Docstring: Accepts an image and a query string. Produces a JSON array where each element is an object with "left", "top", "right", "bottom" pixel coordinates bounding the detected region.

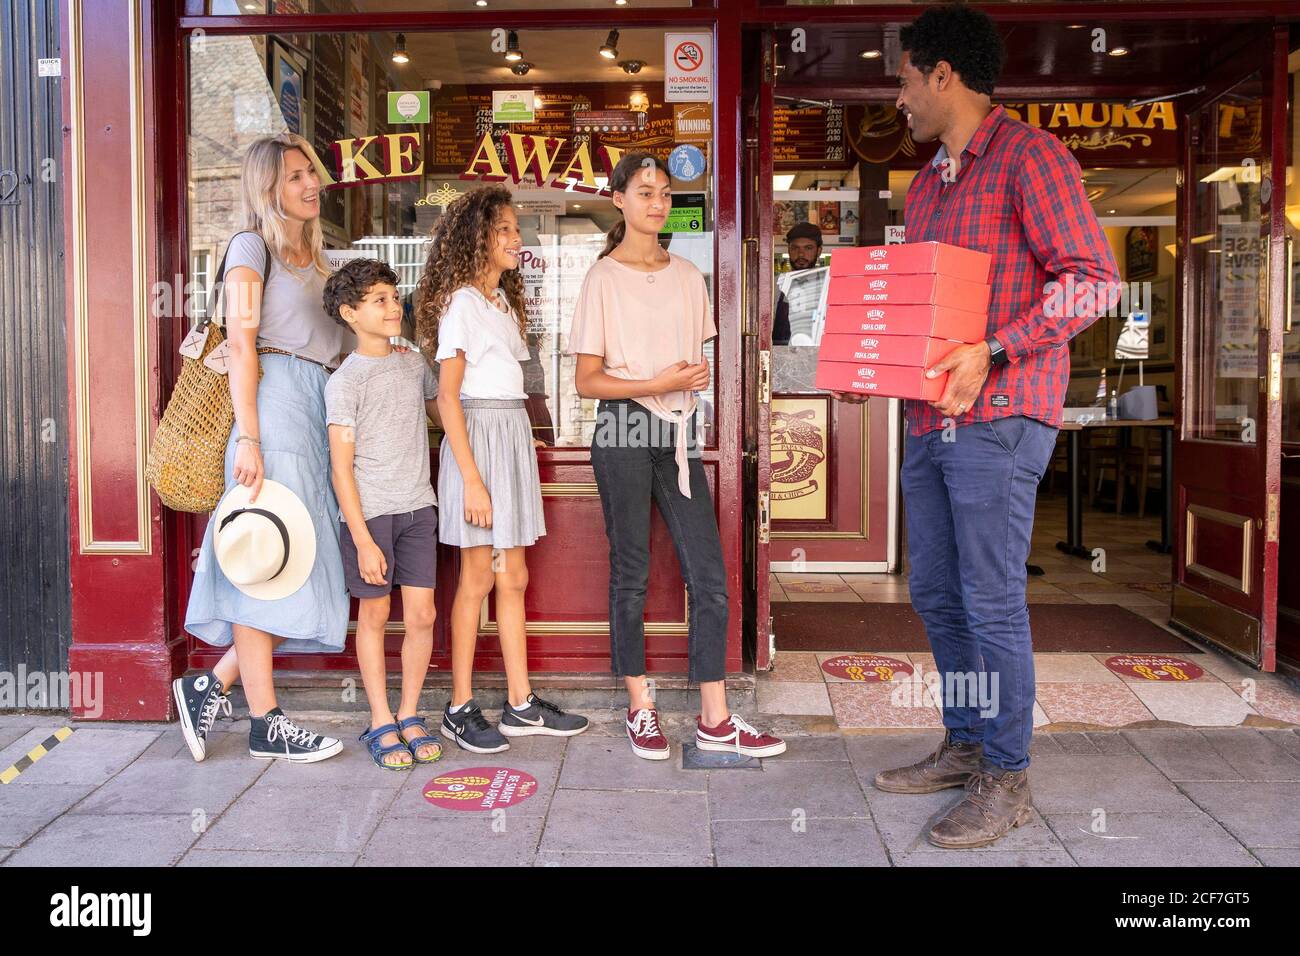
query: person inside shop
[
  {"left": 772, "top": 221, "right": 824, "bottom": 345},
  {"left": 831, "top": 5, "right": 1119, "bottom": 847},
  {"left": 175, "top": 132, "right": 353, "bottom": 764},
  {"left": 569, "top": 152, "right": 786, "bottom": 762}
]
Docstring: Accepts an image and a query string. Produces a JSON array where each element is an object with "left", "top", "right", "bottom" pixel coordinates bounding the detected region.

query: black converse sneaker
[
  {"left": 248, "top": 708, "right": 343, "bottom": 763},
  {"left": 172, "top": 671, "right": 232, "bottom": 763},
  {"left": 499, "top": 693, "right": 590, "bottom": 738},
  {"left": 440, "top": 699, "right": 509, "bottom": 754}
]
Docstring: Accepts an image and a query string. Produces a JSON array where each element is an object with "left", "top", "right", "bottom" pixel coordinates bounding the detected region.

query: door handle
[{"left": 1286, "top": 235, "right": 1293, "bottom": 334}]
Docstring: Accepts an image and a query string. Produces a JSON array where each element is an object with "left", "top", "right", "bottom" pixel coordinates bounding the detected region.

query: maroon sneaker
[
  {"left": 696, "top": 713, "right": 787, "bottom": 758},
  {"left": 626, "top": 707, "right": 670, "bottom": 760}
]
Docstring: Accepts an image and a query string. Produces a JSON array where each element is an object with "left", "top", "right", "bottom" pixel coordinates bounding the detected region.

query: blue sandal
[
  {"left": 359, "top": 723, "right": 413, "bottom": 771},
  {"left": 397, "top": 716, "right": 444, "bottom": 764}
]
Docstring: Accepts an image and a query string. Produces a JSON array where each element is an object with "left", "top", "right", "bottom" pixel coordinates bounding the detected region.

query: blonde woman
[{"left": 175, "top": 133, "right": 349, "bottom": 763}]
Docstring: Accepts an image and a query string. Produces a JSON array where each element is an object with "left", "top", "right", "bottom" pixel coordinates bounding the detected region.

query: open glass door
[{"left": 1171, "top": 49, "right": 1285, "bottom": 670}]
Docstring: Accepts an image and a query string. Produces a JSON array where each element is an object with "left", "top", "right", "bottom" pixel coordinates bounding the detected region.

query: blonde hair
[{"left": 238, "top": 133, "right": 332, "bottom": 279}]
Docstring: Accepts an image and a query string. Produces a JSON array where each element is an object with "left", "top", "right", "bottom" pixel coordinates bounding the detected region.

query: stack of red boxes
[{"left": 814, "top": 241, "right": 992, "bottom": 401}]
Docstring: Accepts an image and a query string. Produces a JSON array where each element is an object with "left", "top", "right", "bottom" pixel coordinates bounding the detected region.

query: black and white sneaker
[
  {"left": 441, "top": 699, "right": 509, "bottom": 754},
  {"left": 248, "top": 708, "right": 342, "bottom": 763},
  {"left": 172, "top": 671, "right": 232, "bottom": 762},
  {"left": 499, "top": 693, "right": 590, "bottom": 738}
]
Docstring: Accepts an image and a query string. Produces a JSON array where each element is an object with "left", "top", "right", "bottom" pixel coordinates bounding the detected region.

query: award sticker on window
[
  {"left": 388, "top": 90, "right": 430, "bottom": 125},
  {"left": 668, "top": 144, "right": 706, "bottom": 183}
]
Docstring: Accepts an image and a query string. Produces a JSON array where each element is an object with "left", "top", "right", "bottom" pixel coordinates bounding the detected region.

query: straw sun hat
[{"left": 213, "top": 479, "right": 317, "bottom": 600}]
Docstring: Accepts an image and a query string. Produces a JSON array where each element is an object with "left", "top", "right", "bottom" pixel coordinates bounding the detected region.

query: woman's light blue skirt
[{"left": 184, "top": 352, "right": 349, "bottom": 653}]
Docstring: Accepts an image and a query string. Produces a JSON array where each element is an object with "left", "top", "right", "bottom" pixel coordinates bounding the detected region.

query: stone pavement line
[
  {"left": 0, "top": 726, "right": 74, "bottom": 784},
  {"left": 0, "top": 727, "right": 164, "bottom": 860},
  {"left": 1039, "top": 730, "right": 1258, "bottom": 867}
]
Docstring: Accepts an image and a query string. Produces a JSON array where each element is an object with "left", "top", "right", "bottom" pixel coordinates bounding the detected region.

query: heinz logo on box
[
  {"left": 827, "top": 274, "right": 991, "bottom": 313},
  {"left": 829, "top": 241, "right": 992, "bottom": 284},
  {"left": 815, "top": 360, "right": 948, "bottom": 401},
  {"left": 822, "top": 304, "right": 988, "bottom": 341}
]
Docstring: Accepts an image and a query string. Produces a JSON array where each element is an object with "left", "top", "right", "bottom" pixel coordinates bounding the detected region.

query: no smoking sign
[{"left": 664, "top": 32, "right": 712, "bottom": 103}]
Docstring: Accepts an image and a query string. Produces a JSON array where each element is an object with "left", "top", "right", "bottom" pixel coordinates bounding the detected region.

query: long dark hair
[
  {"left": 413, "top": 185, "right": 528, "bottom": 355},
  {"left": 599, "top": 152, "right": 673, "bottom": 260}
]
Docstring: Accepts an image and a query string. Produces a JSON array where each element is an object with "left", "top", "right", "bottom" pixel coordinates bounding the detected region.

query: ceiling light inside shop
[
  {"left": 600, "top": 31, "right": 620, "bottom": 60},
  {"left": 505, "top": 31, "right": 523, "bottom": 62},
  {"left": 392, "top": 34, "right": 409, "bottom": 65},
  {"left": 1109, "top": 47, "right": 1130, "bottom": 57},
  {"left": 476, "top": 1, "right": 488, "bottom": 6},
  {"left": 859, "top": 50, "right": 882, "bottom": 60}
]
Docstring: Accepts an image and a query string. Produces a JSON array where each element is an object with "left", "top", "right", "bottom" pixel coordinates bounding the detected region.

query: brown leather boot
[
  {"left": 873, "top": 731, "right": 982, "bottom": 794},
  {"left": 926, "top": 766, "right": 1034, "bottom": 849}
]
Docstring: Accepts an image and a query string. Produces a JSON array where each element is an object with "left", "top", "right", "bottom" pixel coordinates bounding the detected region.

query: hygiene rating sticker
[
  {"left": 820, "top": 654, "right": 913, "bottom": 682},
  {"left": 1103, "top": 654, "right": 1205, "bottom": 682},
  {"left": 423, "top": 767, "right": 538, "bottom": 812}
]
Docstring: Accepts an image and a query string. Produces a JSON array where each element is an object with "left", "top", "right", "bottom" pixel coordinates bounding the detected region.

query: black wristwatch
[{"left": 986, "top": 336, "right": 1009, "bottom": 367}]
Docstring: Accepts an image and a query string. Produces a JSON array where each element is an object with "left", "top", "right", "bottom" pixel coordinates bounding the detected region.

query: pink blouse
[{"left": 567, "top": 253, "right": 717, "bottom": 497}]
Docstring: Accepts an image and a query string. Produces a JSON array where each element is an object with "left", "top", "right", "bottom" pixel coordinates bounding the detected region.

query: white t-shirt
[{"left": 433, "top": 287, "right": 529, "bottom": 399}]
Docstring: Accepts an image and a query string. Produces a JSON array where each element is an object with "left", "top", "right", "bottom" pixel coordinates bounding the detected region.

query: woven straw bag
[{"left": 145, "top": 234, "right": 268, "bottom": 513}]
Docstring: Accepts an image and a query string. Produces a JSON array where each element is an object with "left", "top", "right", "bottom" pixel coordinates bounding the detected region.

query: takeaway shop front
[{"left": 61, "top": 2, "right": 1300, "bottom": 720}]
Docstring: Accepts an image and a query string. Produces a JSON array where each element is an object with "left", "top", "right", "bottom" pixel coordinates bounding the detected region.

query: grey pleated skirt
[{"left": 438, "top": 398, "right": 546, "bottom": 550}]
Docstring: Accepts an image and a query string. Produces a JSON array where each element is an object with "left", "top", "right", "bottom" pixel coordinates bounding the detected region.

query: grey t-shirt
[
  {"left": 324, "top": 349, "right": 439, "bottom": 522},
  {"left": 222, "top": 231, "right": 348, "bottom": 367}
]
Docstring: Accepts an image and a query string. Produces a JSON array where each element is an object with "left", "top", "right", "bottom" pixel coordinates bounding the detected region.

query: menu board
[
  {"left": 773, "top": 103, "right": 850, "bottom": 171},
  {"left": 428, "top": 84, "right": 680, "bottom": 179},
  {"left": 311, "top": 30, "right": 347, "bottom": 233}
]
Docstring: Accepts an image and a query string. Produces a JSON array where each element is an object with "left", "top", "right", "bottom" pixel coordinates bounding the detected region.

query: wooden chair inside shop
[
  {"left": 1088, "top": 425, "right": 1164, "bottom": 516},
  {"left": 1118, "top": 425, "right": 1164, "bottom": 518}
]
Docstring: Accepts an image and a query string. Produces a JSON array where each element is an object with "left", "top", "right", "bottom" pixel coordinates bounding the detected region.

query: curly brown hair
[
  {"left": 322, "top": 258, "right": 399, "bottom": 327},
  {"left": 413, "top": 185, "right": 527, "bottom": 354}
]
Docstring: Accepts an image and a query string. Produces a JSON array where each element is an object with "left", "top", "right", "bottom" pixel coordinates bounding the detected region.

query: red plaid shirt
[{"left": 904, "top": 105, "right": 1120, "bottom": 435}]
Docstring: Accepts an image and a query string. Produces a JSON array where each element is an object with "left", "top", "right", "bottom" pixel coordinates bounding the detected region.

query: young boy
[{"left": 324, "top": 259, "right": 442, "bottom": 770}]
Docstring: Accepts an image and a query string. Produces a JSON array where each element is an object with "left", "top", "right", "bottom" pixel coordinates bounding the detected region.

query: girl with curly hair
[{"left": 414, "top": 185, "right": 588, "bottom": 753}]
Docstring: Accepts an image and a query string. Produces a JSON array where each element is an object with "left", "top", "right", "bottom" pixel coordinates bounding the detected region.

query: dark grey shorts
[{"left": 339, "top": 505, "right": 437, "bottom": 598}]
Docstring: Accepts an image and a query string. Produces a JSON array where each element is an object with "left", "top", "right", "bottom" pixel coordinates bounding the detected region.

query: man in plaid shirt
[{"left": 835, "top": 6, "right": 1120, "bottom": 848}]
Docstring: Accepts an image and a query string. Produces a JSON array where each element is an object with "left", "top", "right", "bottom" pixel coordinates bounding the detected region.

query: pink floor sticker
[
  {"left": 820, "top": 654, "right": 914, "bottom": 682},
  {"left": 423, "top": 767, "right": 539, "bottom": 812},
  {"left": 1103, "top": 654, "right": 1205, "bottom": 682}
]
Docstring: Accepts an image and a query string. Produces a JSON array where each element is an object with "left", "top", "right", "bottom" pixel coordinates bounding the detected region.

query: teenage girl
[
  {"left": 569, "top": 153, "right": 786, "bottom": 761},
  {"left": 414, "top": 185, "right": 589, "bottom": 753}
]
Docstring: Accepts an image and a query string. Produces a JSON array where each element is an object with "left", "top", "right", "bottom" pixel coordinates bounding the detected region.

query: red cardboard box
[
  {"left": 822, "top": 303, "right": 988, "bottom": 342},
  {"left": 819, "top": 333, "right": 962, "bottom": 368},
  {"left": 829, "top": 241, "right": 992, "bottom": 284},
  {"left": 827, "top": 273, "right": 991, "bottom": 312},
  {"left": 815, "top": 361, "right": 948, "bottom": 401}
]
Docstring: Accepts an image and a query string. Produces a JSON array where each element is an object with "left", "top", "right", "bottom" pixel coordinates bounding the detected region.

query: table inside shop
[{"left": 1055, "top": 417, "right": 1174, "bottom": 560}]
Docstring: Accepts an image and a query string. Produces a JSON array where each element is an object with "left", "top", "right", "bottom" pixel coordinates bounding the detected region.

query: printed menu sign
[
  {"left": 427, "top": 84, "right": 685, "bottom": 178},
  {"left": 773, "top": 103, "right": 849, "bottom": 170},
  {"left": 311, "top": 31, "right": 347, "bottom": 232}
]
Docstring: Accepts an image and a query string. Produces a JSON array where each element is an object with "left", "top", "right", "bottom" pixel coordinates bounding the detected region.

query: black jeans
[{"left": 590, "top": 399, "right": 728, "bottom": 683}]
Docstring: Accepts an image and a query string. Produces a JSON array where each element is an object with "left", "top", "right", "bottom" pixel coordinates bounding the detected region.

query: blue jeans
[{"left": 901, "top": 415, "right": 1058, "bottom": 771}]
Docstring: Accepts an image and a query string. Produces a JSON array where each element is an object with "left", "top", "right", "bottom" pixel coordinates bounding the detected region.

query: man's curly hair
[
  {"left": 322, "top": 258, "right": 400, "bottom": 327},
  {"left": 413, "top": 185, "right": 527, "bottom": 354},
  {"left": 900, "top": 4, "right": 1005, "bottom": 98}
]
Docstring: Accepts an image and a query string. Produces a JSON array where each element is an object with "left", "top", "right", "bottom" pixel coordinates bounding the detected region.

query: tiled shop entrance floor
[{"left": 768, "top": 496, "right": 1300, "bottom": 730}]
